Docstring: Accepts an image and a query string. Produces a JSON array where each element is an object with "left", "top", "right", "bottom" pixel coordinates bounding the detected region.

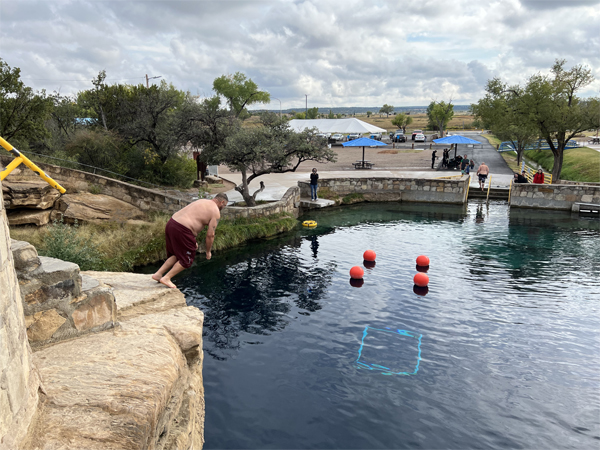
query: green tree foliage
[
  {"left": 0, "top": 59, "right": 52, "bottom": 148},
  {"left": 471, "top": 79, "right": 538, "bottom": 164},
  {"left": 379, "top": 104, "right": 394, "bottom": 117},
  {"left": 328, "top": 110, "right": 335, "bottom": 119},
  {"left": 391, "top": 113, "right": 413, "bottom": 133},
  {"left": 213, "top": 72, "right": 270, "bottom": 119},
  {"left": 293, "top": 111, "right": 306, "bottom": 119},
  {"left": 306, "top": 107, "right": 319, "bottom": 119},
  {"left": 203, "top": 112, "right": 336, "bottom": 206},
  {"left": 472, "top": 59, "right": 598, "bottom": 180},
  {"left": 427, "top": 101, "right": 454, "bottom": 135},
  {"left": 366, "top": 111, "right": 372, "bottom": 117}
]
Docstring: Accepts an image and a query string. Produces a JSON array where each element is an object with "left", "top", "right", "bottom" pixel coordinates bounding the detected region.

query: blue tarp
[
  {"left": 432, "top": 135, "right": 480, "bottom": 145},
  {"left": 342, "top": 137, "right": 387, "bottom": 147}
]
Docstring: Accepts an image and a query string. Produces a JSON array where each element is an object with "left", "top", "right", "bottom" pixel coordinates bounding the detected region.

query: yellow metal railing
[
  {"left": 0, "top": 136, "right": 66, "bottom": 193},
  {"left": 508, "top": 178, "right": 513, "bottom": 204},
  {"left": 464, "top": 174, "right": 471, "bottom": 203},
  {"left": 486, "top": 175, "right": 492, "bottom": 202}
]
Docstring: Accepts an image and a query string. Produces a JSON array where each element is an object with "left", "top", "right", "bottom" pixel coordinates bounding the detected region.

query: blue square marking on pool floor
[{"left": 355, "top": 326, "right": 422, "bottom": 376}]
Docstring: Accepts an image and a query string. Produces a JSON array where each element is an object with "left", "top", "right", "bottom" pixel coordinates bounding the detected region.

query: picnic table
[
  {"left": 588, "top": 137, "right": 600, "bottom": 145},
  {"left": 352, "top": 160, "right": 374, "bottom": 169}
]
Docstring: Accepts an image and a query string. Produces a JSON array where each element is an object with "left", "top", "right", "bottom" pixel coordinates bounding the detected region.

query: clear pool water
[{"left": 174, "top": 202, "right": 600, "bottom": 449}]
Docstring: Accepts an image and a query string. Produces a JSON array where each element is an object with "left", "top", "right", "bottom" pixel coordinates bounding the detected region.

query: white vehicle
[
  {"left": 316, "top": 133, "right": 330, "bottom": 139},
  {"left": 369, "top": 132, "right": 382, "bottom": 141},
  {"left": 414, "top": 133, "right": 426, "bottom": 142},
  {"left": 331, "top": 133, "right": 344, "bottom": 142},
  {"left": 347, "top": 133, "right": 361, "bottom": 141}
]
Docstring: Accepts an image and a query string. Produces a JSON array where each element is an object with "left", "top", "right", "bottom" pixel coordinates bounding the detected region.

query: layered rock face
[{"left": 0, "top": 181, "right": 40, "bottom": 450}]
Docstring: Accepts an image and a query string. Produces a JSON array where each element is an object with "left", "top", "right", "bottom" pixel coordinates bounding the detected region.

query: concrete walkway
[{"left": 219, "top": 132, "right": 516, "bottom": 203}]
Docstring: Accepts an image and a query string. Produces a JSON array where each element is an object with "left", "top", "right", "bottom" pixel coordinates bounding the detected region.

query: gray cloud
[{"left": 1, "top": 0, "right": 598, "bottom": 107}]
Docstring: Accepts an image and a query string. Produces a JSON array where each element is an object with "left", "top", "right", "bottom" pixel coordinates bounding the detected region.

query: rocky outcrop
[
  {"left": 11, "top": 240, "right": 117, "bottom": 349},
  {"left": 21, "top": 273, "right": 205, "bottom": 450},
  {"left": 2, "top": 181, "right": 60, "bottom": 210},
  {"left": 51, "top": 193, "right": 146, "bottom": 224},
  {"left": 6, "top": 209, "right": 52, "bottom": 226}
]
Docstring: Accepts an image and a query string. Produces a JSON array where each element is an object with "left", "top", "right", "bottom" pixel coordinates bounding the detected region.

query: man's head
[
  {"left": 522, "top": 170, "right": 526, "bottom": 176},
  {"left": 213, "top": 192, "right": 229, "bottom": 210},
  {"left": 481, "top": 162, "right": 486, "bottom": 166},
  {"left": 312, "top": 168, "right": 317, "bottom": 173}
]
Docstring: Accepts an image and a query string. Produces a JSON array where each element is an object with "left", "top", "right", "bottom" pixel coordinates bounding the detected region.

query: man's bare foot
[
  {"left": 159, "top": 277, "right": 177, "bottom": 289},
  {"left": 151, "top": 273, "right": 162, "bottom": 282}
]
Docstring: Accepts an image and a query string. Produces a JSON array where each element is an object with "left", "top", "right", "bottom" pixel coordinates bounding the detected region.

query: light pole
[
  {"left": 272, "top": 97, "right": 282, "bottom": 118},
  {"left": 146, "top": 74, "right": 162, "bottom": 88},
  {"left": 305, "top": 94, "right": 308, "bottom": 117}
]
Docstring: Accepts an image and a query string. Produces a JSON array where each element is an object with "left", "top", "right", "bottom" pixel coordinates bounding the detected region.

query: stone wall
[
  {"left": 0, "top": 179, "right": 40, "bottom": 449},
  {"left": 510, "top": 183, "right": 600, "bottom": 210},
  {"left": 298, "top": 177, "right": 469, "bottom": 204},
  {"left": 222, "top": 186, "right": 301, "bottom": 219},
  {"left": 1, "top": 155, "right": 190, "bottom": 214}
]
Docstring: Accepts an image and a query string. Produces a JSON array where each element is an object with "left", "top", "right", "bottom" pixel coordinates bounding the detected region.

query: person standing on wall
[
  {"left": 152, "top": 193, "right": 228, "bottom": 288},
  {"left": 533, "top": 169, "right": 545, "bottom": 184},
  {"left": 310, "top": 168, "right": 319, "bottom": 201},
  {"left": 477, "top": 162, "right": 490, "bottom": 191},
  {"left": 431, "top": 150, "right": 437, "bottom": 169}
]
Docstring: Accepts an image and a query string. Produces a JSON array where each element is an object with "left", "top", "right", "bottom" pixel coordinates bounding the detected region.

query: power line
[{"left": 21, "top": 76, "right": 146, "bottom": 82}]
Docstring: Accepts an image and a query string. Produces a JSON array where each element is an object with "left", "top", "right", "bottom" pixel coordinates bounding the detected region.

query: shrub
[{"left": 42, "top": 218, "right": 104, "bottom": 270}]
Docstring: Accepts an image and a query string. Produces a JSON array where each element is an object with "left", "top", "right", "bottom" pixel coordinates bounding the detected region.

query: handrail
[
  {"left": 521, "top": 162, "right": 552, "bottom": 184},
  {"left": 0, "top": 136, "right": 66, "bottom": 193},
  {"left": 508, "top": 178, "right": 513, "bottom": 204},
  {"left": 464, "top": 175, "right": 471, "bottom": 203},
  {"left": 486, "top": 175, "right": 492, "bottom": 203}
]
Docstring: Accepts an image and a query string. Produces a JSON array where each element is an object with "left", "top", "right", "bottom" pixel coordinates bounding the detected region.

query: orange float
[
  {"left": 416, "top": 255, "right": 430, "bottom": 267},
  {"left": 350, "top": 266, "right": 364, "bottom": 280},
  {"left": 413, "top": 272, "right": 429, "bottom": 287},
  {"left": 363, "top": 250, "right": 376, "bottom": 262}
]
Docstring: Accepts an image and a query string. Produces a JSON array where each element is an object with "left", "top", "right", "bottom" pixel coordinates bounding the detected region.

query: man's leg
[
  {"left": 159, "top": 261, "right": 187, "bottom": 289},
  {"left": 152, "top": 255, "right": 177, "bottom": 282}
]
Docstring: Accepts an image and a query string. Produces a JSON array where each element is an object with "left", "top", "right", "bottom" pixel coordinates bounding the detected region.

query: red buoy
[
  {"left": 350, "top": 266, "right": 364, "bottom": 280},
  {"left": 416, "top": 255, "right": 430, "bottom": 267},
  {"left": 413, "top": 272, "right": 429, "bottom": 287},
  {"left": 363, "top": 250, "right": 376, "bottom": 262}
]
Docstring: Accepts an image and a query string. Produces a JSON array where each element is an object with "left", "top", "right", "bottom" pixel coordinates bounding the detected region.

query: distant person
[
  {"left": 477, "top": 162, "right": 489, "bottom": 191},
  {"left": 533, "top": 169, "right": 545, "bottom": 184},
  {"left": 310, "top": 168, "right": 319, "bottom": 201},
  {"left": 442, "top": 148, "right": 449, "bottom": 168},
  {"left": 516, "top": 171, "right": 528, "bottom": 183},
  {"left": 431, "top": 150, "right": 437, "bottom": 169},
  {"left": 460, "top": 154, "right": 469, "bottom": 175},
  {"left": 152, "top": 193, "right": 228, "bottom": 288}
]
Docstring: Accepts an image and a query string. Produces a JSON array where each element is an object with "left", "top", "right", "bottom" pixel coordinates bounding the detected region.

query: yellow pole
[
  {"left": 0, "top": 136, "right": 66, "bottom": 193},
  {"left": 486, "top": 175, "right": 492, "bottom": 203},
  {"left": 464, "top": 175, "right": 471, "bottom": 203},
  {"left": 0, "top": 156, "right": 24, "bottom": 181},
  {"left": 508, "top": 178, "right": 513, "bottom": 204}
]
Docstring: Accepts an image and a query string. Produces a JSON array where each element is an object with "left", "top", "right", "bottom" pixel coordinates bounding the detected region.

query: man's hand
[{"left": 206, "top": 251, "right": 212, "bottom": 260}]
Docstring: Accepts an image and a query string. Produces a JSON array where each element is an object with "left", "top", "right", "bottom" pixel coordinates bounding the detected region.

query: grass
[
  {"left": 524, "top": 147, "right": 600, "bottom": 183},
  {"left": 341, "top": 193, "right": 365, "bottom": 204},
  {"left": 10, "top": 212, "right": 298, "bottom": 271},
  {"left": 482, "top": 134, "right": 502, "bottom": 147},
  {"left": 317, "top": 187, "right": 340, "bottom": 201},
  {"left": 500, "top": 151, "right": 521, "bottom": 173}
]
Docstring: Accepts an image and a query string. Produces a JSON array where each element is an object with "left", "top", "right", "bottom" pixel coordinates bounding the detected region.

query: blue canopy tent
[
  {"left": 342, "top": 137, "right": 387, "bottom": 169},
  {"left": 432, "top": 135, "right": 481, "bottom": 158}
]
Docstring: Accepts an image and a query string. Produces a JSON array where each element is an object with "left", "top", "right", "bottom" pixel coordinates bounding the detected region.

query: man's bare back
[{"left": 172, "top": 198, "right": 221, "bottom": 235}]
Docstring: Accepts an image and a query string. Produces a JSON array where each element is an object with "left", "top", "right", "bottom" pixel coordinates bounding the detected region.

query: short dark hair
[{"left": 214, "top": 192, "right": 228, "bottom": 203}]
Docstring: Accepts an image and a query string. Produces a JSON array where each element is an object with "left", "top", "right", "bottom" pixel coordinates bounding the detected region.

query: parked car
[
  {"left": 316, "top": 133, "right": 330, "bottom": 140},
  {"left": 348, "top": 133, "right": 361, "bottom": 141},
  {"left": 412, "top": 130, "right": 423, "bottom": 141},
  {"left": 369, "top": 132, "right": 382, "bottom": 141},
  {"left": 414, "top": 133, "right": 426, "bottom": 142},
  {"left": 393, "top": 132, "right": 406, "bottom": 143},
  {"left": 330, "top": 133, "right": 345, "bottom": 142}
]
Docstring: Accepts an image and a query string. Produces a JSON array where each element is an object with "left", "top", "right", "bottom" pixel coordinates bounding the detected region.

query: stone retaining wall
[
  {"left": 1, "top": 155, "right": 190, "bottom": 214},
  {"left": 221, "top": 186, "right": 301, "bottom": 219},
  {"left": 298, "top": 177, "right": 469, "bottom": 204},
  {"left": 0, "top": 179, "right": 40, "bottom": 449},
  {"left": 510, "top": 183, "right": 600, "bottom": 210}
]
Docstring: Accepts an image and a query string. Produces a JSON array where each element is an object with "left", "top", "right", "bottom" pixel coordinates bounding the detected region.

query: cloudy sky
[{"left": 1, "top": 0, "right": 599, "bottom": 110}]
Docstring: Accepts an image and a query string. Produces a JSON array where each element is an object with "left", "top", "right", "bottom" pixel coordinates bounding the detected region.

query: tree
[
  {"left": 391, "top": 113, "right": 413, "bottom": 133},
  {"left": 209, "top": 114, "right": 336, "bottom": 206},
  {"left": 306, "top": 107, "right": 319, "bottom": 119},
  {"left": 328, "top": 110, "right": 334, "bottom": 119},
  {"left": 366, "top": 111, "right": 372, "bottom": 117},
  {"left": 293, "top": 111, "right": 305, "bottom": 119},
  {"left": 213, "top": 72, "right": 270, "bottom": 119},
  {"left": 0, "top": 59, "right": 52, "bottom": 147},
  {"left": 379, "top": 104, "right": 394, "bottom": 117},
  {"left": 427, "top": 100, "right": 454, "bottom": 135},
  {"left": 471, "top": 79, "right": 537, "bottom": 165}
]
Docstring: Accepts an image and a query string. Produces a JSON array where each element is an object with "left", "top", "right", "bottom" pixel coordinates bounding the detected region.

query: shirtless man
[
  {"left": 477, "top": 162, "right": 490, "bottom": 191},
  {"left": 152, "top": 192, "right": 228, "bottom": 288}
]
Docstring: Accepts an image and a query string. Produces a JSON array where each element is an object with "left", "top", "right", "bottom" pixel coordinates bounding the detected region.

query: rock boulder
[
  {"left": 2, "top": 180, "right": 61, "bottom": 210},
  {"left": 51, "top": 193, "right": 146, "bottom": 224}
]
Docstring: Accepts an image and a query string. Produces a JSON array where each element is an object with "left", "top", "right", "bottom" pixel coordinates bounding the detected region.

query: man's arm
[{"left": 204, "top": 216, "right": 218, "bottom": 260}]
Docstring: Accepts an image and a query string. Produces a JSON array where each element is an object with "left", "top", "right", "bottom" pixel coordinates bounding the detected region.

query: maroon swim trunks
[{"left": 165, "top": 218, "right": 197, "bottom": 269}]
